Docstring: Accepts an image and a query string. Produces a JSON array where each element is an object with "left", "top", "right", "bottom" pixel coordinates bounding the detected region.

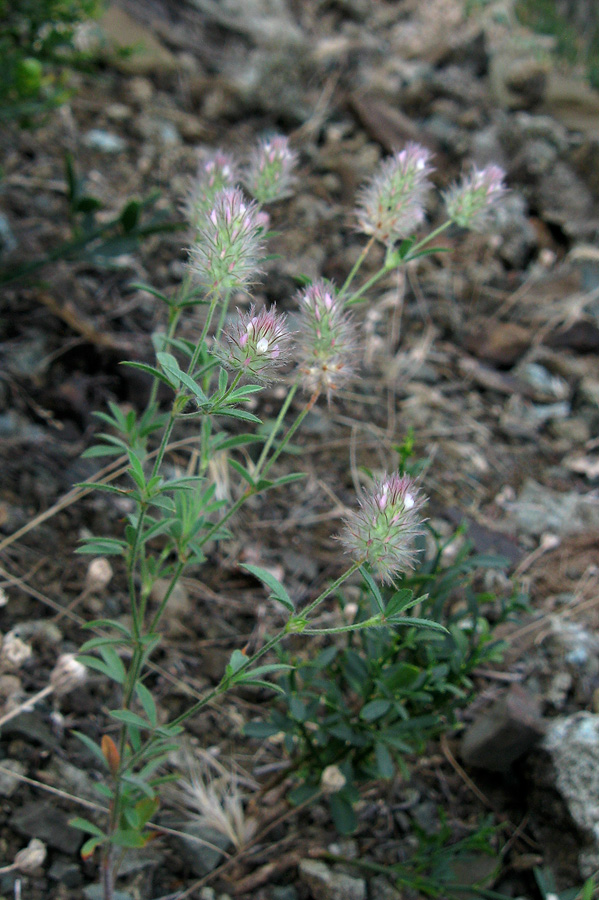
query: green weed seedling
[
  {"left": 246, "top": 512, "right": 525, "bottom": 833},
  {"left": 31, "top": 138, "right": 509, "bottom": 898}
]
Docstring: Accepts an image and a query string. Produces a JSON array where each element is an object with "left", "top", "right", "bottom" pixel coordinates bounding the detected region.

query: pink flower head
[
  {"left": 340, "top": 473, "right": 426, "bottom": 582},
  {"left": 444, "top": 165, "right": 507, "bottom": 231},
  {"left": 243, "top": 135, "right": 298, "bottom": 204},
  {"left": 188, "top": 187, "right": 265, "bottom": 293},
  {"left": 183, "top": 150, "right": 239, "bottom": 229},
  {"left": 295, "top": 280, "right": 358, "bottom": 397},
  {"left": 356, "top": 143, "right": 434, "bottom": 245},
  {"left": 222, "top": 304, "right": 292, "bottom": 383}
]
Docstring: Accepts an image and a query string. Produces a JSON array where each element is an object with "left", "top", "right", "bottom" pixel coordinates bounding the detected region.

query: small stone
[
  {"left": 461, "top": 684, "right": 545, "bottom": 772},
  {"left": 369, "top": 875, "right": 403, "bottom": 900},
  {"left": 465, "top": 321, "right": 531, "bottom": 368},
  {"left": 83, "top": 886, "right": 132, "bottom": 900},
  {"left": 0, "top": 760, "right": 26, "bottom": 797},
  {"left": 299, "top": 859, "right": 367, "bottom": 900},
  {"left": 270, "top": 887, "right": 299, "bottom": 900},
  {"left": 84, "top": 130, "right": 127, "bottom": 154},
  {"left": 127, "top": 77, "right": 154, "bottom": 104},
  {"left": 172, "top": 823, "right": 230, "bottom": 877},
  {"left": 48, "top": 858, "right": 83, "bottom": 887},
  {"left": 106, "top": 103, "right": 132, "bottom": 121}
]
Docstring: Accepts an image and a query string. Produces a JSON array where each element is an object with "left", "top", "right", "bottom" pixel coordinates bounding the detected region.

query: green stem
[
  {"left": 404, "top": 219, "right": 452, "bottom": 258},
  {"left": 345, "top": 264, "right": 394, "bottom": 306},
  {"left": 148, "top": 560, "right": 185, "bottom": 634},
  {"left": 338, "top": 235, "right": 375, "bottom": 300},
  {"left": 254, "top": 380, "right": 299, "bottom": 476},
  {"left": 301, "top": 616, "right": 380, "bottom": 635},
  {"left": 259, "top": 386, "right": 320, "bottom": 479},
  {"left": 169, "top": 560, "right": 363, "bottom": 729},
  {"left": 188, "top": 291, "right": 219, "bottom": 376}
]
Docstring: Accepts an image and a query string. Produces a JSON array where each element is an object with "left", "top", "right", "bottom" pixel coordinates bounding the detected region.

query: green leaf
[
  {"left": 77, "top": 655, "right": 124, "bottom": 683},
  {"left": 80, "top": 836, "right": 104, "bottom": 858},
  {"left": 244, "top": 721, "right": 281, "bottom": 738},
  {"left": 110, "top": 709, "right": 151, "bottom": 730},
  {"left": 75, "top": 196, "right": 103, "bottom": 214},
  {"left": 83, "top": 619, "right": 132, "bottom": 637},
  {"left": 216, "top": 408, "right": 262, "bottom": 423},
  {"left": 375, "top": 743, "right": 395, "bottom": 778},
  {"left": 384, "top": 588, "right": 418, "bottom": 618},
  {"left": 360, "top": 566, "right": 384, "bottom": 615},
  {"left": 121, "top": 199, "right": 141, "bottom": 232},
  {"left": 110, "top": 829, "right": 147, "bottom": 849},
  {"left": 156, "top": 352, "right": 182, "bottom": 389},
  {"left": 99, "top": 645, "right": 126, "bottom": 683},
  {"left": 75, "top": 482, "right": 130, "bottom": 496},
  {"left": 328, "top": 793, "right": 357, "bottom": 834},
  {"left": 228, "top": 458, "right": 255, "bottom": 486},
  {"left": 360, "top": 699, "right": 391, "bottom": 721},
  {"left": 242, "top": 663, "right": 293, "bottom": 679},
  {"left": 226, "top": 649, "right": 248, "bottom": 676},
  {"left": 79, "top": 636, "right": 129, "bottom": 653},
  {"left": 212, "top": 433, "right": 263, "bottom": 451},
  {"left": 65, "top": 152, "right": 77, "bottom": 204},
  {"left": 237, "top": 678, "right": 285, "bottom": 693},
  {"left": 288, "top": 782, "right": 320, "bottom": 806},
  {"left": 135, "top": 682, "right": 157, "bottom": 728},
  {"left": 69, "top": 817, "right": 105, "bottom": 838},
  {"left": 72, "top": 731, "right": 107, "bottom": 765},
  {"left": 241, "top": 564, "right": 294, "bottom": 613},
  {"left": 128, "top": 282, "right": 169, "bottom": 303},
  {"left": 75, "top": 538, "right": 127, "bottom": 557},
  {"left": 120, "top": 360, "right": 177, "bottom": 389},
  {"left": 387, "top": 616, "right": 448, "bottom": 632}
]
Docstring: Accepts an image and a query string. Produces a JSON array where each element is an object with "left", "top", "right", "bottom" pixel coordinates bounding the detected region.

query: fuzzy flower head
[
  {"left": 222, "top": 304, "right": 292, "bottom": 383},
  {"left": 243, "top": 135, "right": 298, "bottom": 204},
  {"left": 356, "top": 143, "right": 434, "bottom": 245},
  {"left": 183, "top": 150, "right": 238, "bottom": 230},
  {"left": 444, "top": 165, "right": 507, "bottom": 231},
  {"left": 296, "top": 280, "right": 358, "bottom": 396},
  {"left": 340, "top": 473, "right": 426, "bottom": 583},
  {"left": 188, "top": 187, "right": 265, "bottom": 293}
]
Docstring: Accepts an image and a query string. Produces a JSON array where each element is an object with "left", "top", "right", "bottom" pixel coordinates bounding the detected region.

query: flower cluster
[
  {"left": 356, "top": 143, "right": 434, "bottom": 245},
  {"left": 340, "top": 473, "right": 426, "bottom": 582},
  {"left": 243, "top": 136, "right": 298, "bottom": 204},
  {"left": 183, "top": 151, "right": 238, "bottom": 230},
  {"left": 295, "top": 280, "right": 357, "bottom": 396},
  {"left": 188, "top": 188, "right": 265, "bottom": 293},
  {"left": 444, "top": 165, "right": 507, "bottom": 231},
  {"left": 222, "top": 305, "right": 291, "bottom": 383}
]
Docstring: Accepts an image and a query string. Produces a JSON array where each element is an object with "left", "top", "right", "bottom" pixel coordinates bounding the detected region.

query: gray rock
[
  {"left": 536, "top": 160, "right": 596, "bottom": 239},
  {"left": 369, "top": 875, "right": 403, "bottom": 900},
  {"left": 10, "top": 801, "right": 82, "bottom": 855},
  {"left": 509, "top": 478, "right": 599, "bottom": 537},
  {"left": 48, "top": 858, "right": 83, "bottom": 887},
  {"left": 298, "top": 859, "right": 367, "bottom": 900},
  {"left": 528, "top": 713, "right": 599, "bottom": 878},
  {"left": 0, "top": 759, "right": 26, "bottom": 797},
  {"left": 83, "top": 886, "right": 132, "bottom": 900},
  {"left": 84, "top": 129, "right": 127, "bottom": 153},
  {"left": 270, "top": 887, "right": 298, "bottom": 900},
  {"left": 534, "top": 618, "right": 599, "bottom": 710},
  {"left": 461, "top": 684, "right": 545, "bottom": 772},
  {"left": 172, "top": 823, "right": 231, "bottom": 877},
  {"left": 0, "top": 213, "right": 17, "bottom": 257},
  {"left": 491, "top": 191, "right": 537, "bottom": 269}
]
